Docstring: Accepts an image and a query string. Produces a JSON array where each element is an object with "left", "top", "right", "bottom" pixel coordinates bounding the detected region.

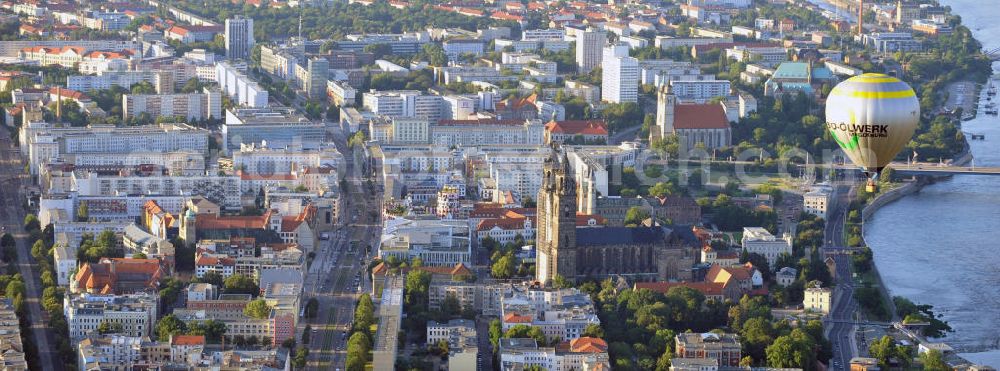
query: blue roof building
[{"left": 764, "top": 62, "right": 837, "bottom": 97}]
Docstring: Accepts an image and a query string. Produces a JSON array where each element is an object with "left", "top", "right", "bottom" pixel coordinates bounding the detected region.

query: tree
[
  {"left": 77, "top": 202, "right": 89, "bottom": 221},
  {"left": 23, "top": 214, "right": 40, "bottom": 232},
  {"left": 869, "top": 335, "right": 910, "bottom": 369},
  {"left": 919, "top": 349, "right": 949, "bottom": 371},
  {"left": 353, "top": 294, "right": 375, "bottom": 332},
  {"left": 244, "top": 299, "right": 271, "bottom": 319},
  {"left": 505, "top": 324, "right": 546, "bottom": 345},
  {"left": 97, "top": 321, "right": 124, "bottom": 334},
  {"left": 155, "top": 314, "right": 188, "bottom": 341},
  {"left": 765, "top": 329, "right": 815, "bottom": 370},
  {"left": 624, "top": 206, "right": 651, "bottom": 226},
  {"left": 305, "top": 297, "right": 319, "bottom": 318},
  {"left": 224, "top": 273, "right": 259, "bottom": 296},
  {"left": 292, "top": 346, "right": 309, "bottom": 369},
  {"left": 489, "top": 319, "right": 503, "bottom": 350},
  {"left": 491, "top": 253, "right": 516, "bottom": 279},
  {"left": 346, "top": 331, "right": 371, "bottom": 371},
  {"left": 441, "top": 292, "right": 462, "bottom": 317},
  {"left": 648, "top": 182, "right": 675, "bottom": 198},
  {"left": 302, "top": 325, "right": 312, "bottom": 344},
  {"left": 0, "top": 234, "right": 16, "bottom": 263},
  {"left": 582, "top": 323, "right": 605, "bottom": 338},
  {"left": 197, "top": 271, "right": 224, "bottom": 286}
]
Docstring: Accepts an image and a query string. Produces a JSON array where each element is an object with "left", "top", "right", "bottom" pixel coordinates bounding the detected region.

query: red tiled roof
[
  {"left": 545, "top": 120, "right": 608, "bottom": 136},
  {"left": 673, "top": 103, "right": 730, "bottom": 130},
  {"left": 503, "top": 313, "right": 533, "bottom": 323},
  {"left": 575, "top": 213, "right": 605, "bottom": 226},
  {"left": 568, "top": 337, "right": 608, "bottom": 353},
  {"left": 171, "top": 335, "right": 206, "bottom": 346},
  {"left": 195, "top": 212, "right": 271, "bottom": 230}
]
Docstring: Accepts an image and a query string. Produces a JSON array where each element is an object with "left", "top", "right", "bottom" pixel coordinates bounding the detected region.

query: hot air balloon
[{"left": 825, "top": 73, "right": 920, "bottom": 192}]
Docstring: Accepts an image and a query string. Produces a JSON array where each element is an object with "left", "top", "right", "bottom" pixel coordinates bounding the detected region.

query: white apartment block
[
  {"left": 233, "top": 143, "right": 341, "bottom": 175},
  {"left": 327, "top": 80, "right": 357, "bottom": 107},
  {"left": 71, "top": 171, "right": 241, "bottom": 210},
  {"left": 362, "top": 90, "right": 443, "bottom": 121},
  {"left": 442, "top": 39, "right": 485, "bottom": 62},
  {"left": 489, "top": 162, "right": 544, "bottom": 202},
  {"left": 601, "top": 44, "right": 639, "bottom": 103},
  {"left": 259, "top": 44, "right": 300, "bottom": 80},
  {"left": 215, "top": 61, "right": 268, "bottom": 108},
  {"left": 426, "top": 319, "right": 477, "bottom": 346},
  {"left": 65, "top": 293, "right": 159, "bottom": 341},
  {"left": 741, "top": 227, "right": 793, "bottom": 266},
  {"left": 123, "top": 90, "right": 222, "bottom": 121},
  {"left": 522, "top": 29, "right": 566, "bottom": 41},
  {"left": 725, "top": 46, "right": 788, "bottom": 67},
  {"left": 803, "top": 185, "right": 832, "bottom": 219},
  {"left": 668, "top": 80, "right": 731, "bottom": 102},
  {"left": 67, "top": 70, "right": 172, "bottom": 94},
  {"left": 0, "top": 40, "right": 141, "bottom": 58},
  {"left": 19, "top": 122, "right": 209, "bottom": 175},
  {"left": 575, "top": 30, "right": 606, "bottom": 74},
  {"left": 431, "top": 119, "right": 545, "bottom": 147},
  {"left": 804, "top": 286, "right": 832, "bottom": 314}
]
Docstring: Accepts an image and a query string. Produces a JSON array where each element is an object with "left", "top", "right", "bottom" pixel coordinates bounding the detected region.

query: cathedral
[{"left": 535, "top": 146, "right": 699, "bottom": 285}]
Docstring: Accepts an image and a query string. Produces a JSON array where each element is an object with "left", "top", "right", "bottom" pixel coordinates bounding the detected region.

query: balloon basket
[{"left": 865, "top": 180, "right": 877, "bottom": 193}]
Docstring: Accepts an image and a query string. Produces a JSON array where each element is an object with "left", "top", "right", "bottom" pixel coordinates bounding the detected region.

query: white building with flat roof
[
  {"left": 803, "top": 185, "right": 833, "bottom": 219},
  {"left": 601, "top": 44, "right": 638, "bottom": 103},
  {"left": 222, "top": 107, "right": 325, "bottom": 155},
  {"left": 741, "top": 227, "right": 792, "bottom": 266}
]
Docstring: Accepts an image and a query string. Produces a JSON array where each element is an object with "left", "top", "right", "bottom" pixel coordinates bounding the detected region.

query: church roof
[
  {"left": 673, "top": 103, "right": 730, "bottom": 130},
  {"left": 575, "top": 227, "right": 664, "bottom": 246}
]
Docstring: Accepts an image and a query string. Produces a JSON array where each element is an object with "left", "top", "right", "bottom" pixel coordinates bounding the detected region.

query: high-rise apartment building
[
  {"left": 575, "top": 30, "right": 606, "bottom": 74},
  {"left": 225, "top": 16, "right": 255, "bottom": 60},
  {"left": 601, "top": 44, "right": 638, "bottom": 103}
]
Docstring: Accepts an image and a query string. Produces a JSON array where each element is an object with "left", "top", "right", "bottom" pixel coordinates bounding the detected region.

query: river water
[{"left": 863, "top": 0, "right": 1000, "bottom": 365}]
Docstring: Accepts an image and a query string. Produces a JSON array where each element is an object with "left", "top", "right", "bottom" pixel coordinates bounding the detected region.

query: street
[
  {"left": 302, "top": 123, "right": 383, "bottom": 370},
  {"left": 0, "top": 125, "right": 63, "bottom": 371},
  {"left": 824, "top": 184, "right": 859, "bottom": 370}
]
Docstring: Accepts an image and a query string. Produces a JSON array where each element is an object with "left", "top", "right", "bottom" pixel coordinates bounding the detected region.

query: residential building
[
  {"left": 741, "top": 227, "right": 792, "bottom": 266},
  {"left": 214, "top": 61, "right": 268, "bottom": 108},
  {"left": 123, "top": 90, "right": 222, "bottom": 121},
  {"left": 362, "top": 90, "right": 443, "bottom": 121},
  {"left": 426, "top": 319, "right": 477, "bottom": 346},
  {"left": 544, "top": 120, "right": 609, "bottom": 144},
  {"left": 232, "top": 142, "right": 341, "bottom": 175},
  {"left": 165, "top": 25, "right": 224, "bottom": 43},
  {"left": 443, "top": 39, "right": 485, "bottom": 62},
  {"left": 803, "top": 185, "right": 832, "bottom": 219},
  {"left": 65, "top": 292, "right": 159, "bottom": 340},
  {"left": 804, "top": 286, "right": 832, "bottom": 314},
  {"left": 500, "top": 286, "right": 600, "bottom": 342},
  {"left": 669, "top": 80, "right": 732, "bottom": 102},
  {"left": 18, "top": 46, "right": 134, "bottom": 74},
  {"left": 498, "top": 337, "right": 610, "bottom": 371},
  {"left": 860, "top": 32, "right": 922, "bottom": 54},
  {"left": 67, "top": 70, "right": 172, "bottom": 93},
  {"left": 776, "top": 267, "right": 797, "bottom": 287},
  {"left": 225, "top": 16, "right": 255, "bottom": 60},
  {"left": 0, "top": 299, "right": 26, "bottom": 370},
  {"left": 327, "top": 80, "right": 357, "bottom": 107},
  {"left": 222, "top": 107, "right": 325, "bottom": 154},
  {"left": 675, "top": 332, "right": 742, "bottom": 367},
  {"left": 575, "top": 30, "right": 606, "bottom": 73},
  {"left": 601, "top": 44, "right": 639, "bottom": 103}
]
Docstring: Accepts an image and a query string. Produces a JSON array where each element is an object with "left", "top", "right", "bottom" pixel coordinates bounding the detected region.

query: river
[{"left": 862, "top": 0, "right": 1000, "bottom": 366}]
